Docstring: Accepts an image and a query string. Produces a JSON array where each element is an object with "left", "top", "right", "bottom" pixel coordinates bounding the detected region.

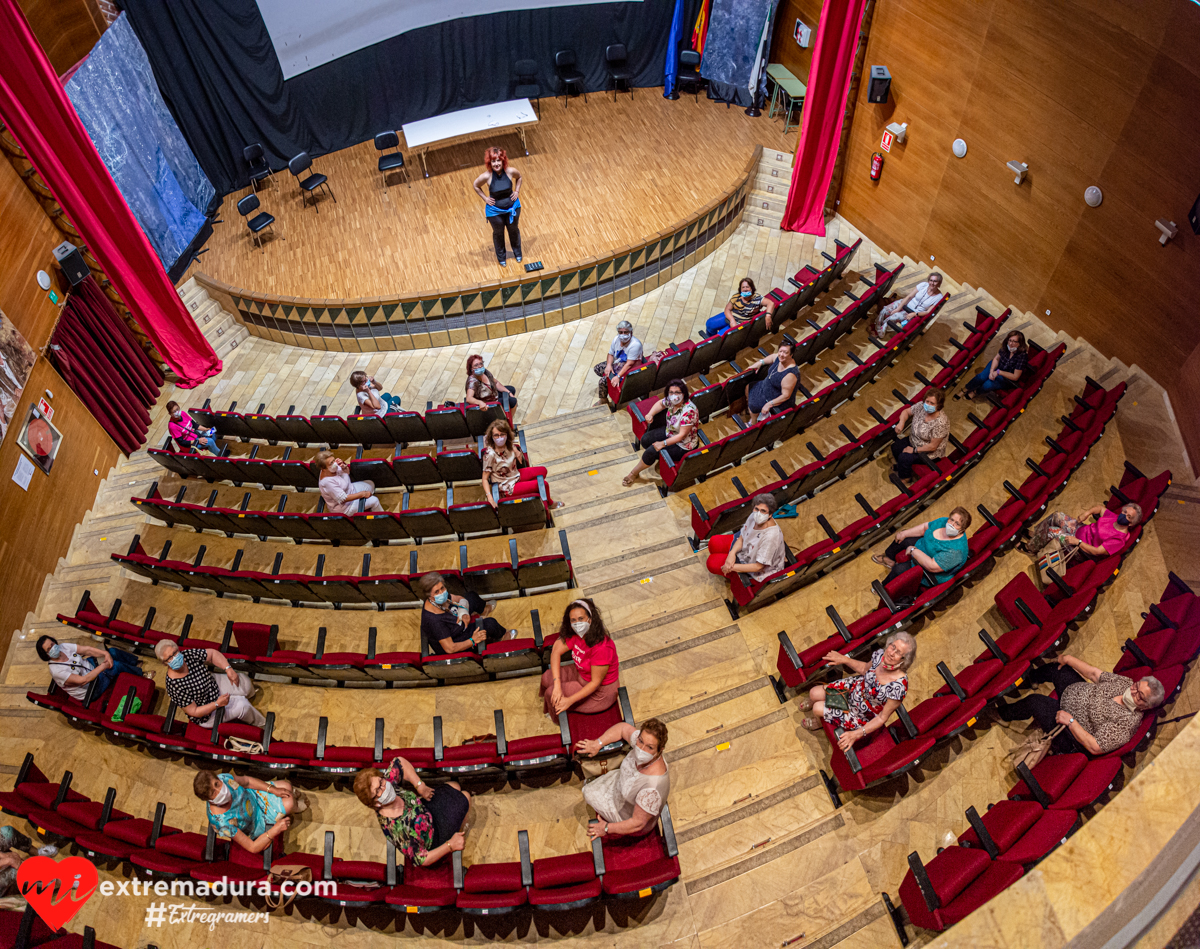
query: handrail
[{"left": 194, "top": 146, "right": 763, "bottom": 352}]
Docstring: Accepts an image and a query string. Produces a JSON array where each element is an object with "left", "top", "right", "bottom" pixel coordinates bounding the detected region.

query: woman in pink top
[
  {"left": 166, "top": 401, "right": 220, "bottom": 454},
  {"left": 540, "top": 598, "right": 619, "bottom": 717},
  {"left": 1025, "top": 502, "right": 1141, "bottom": 558},
  {"left": 315, "top": 450, "right": 384, "bottom": 514}
]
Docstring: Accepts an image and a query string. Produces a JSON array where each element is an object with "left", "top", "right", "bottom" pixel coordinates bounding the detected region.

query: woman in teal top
[
  {"left": 872, "top": 506, "right": 972, "bottom": 586},
  {"left": 193, "top": 771, "right": 308, "bottom": 853}
]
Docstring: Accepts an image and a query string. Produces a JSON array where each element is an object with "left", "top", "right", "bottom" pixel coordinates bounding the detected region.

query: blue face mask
[
  {"left": 47, "top": 643, "right": 60, "bottom": 660},
  {"left": 473, "top": 367, "right": 485, "bottom": 376},
  {"left": 1116, "top": 513, "right": 1129, "bottom": 527},
  {"left": 167, "top": 652, "right": 185, "bottom": 671},
  {"left": 740, "top": 290, "right": 752, "bottom": 299},
  {"left": 433, "top": 591, "right": 450, "bottom": 606}
]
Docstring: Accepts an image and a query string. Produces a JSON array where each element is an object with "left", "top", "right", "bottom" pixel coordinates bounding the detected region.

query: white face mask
[
  {"left": 493, "top": 435, "right": 507, "bottom": 447},
  {"left": 375, "top": 781, "right": 397, "bottom": 807},
  {"left": 570, "top": 620, "right": 590, "bottom": 635},
  {"left": 1120, "top": 687, "right": 1140, "bottom": 712},
  {"left": 210, "top": 783, "right": 232, "bottom": 807},
  {"left": 923, "top": 402, "right": 938, "bottom": 414},
  {"left": 1008, "top": 341, "right": 1019, "bottom": 352},
  {"left": 944, "top": 522, "right": 962, "bottom": 538},
  {"left": 668, "top": 393, "right": 683, "bottom": 406},
  {"left": 631, "top": 744, "right": 656, "bottom": 766},
  {"left": 753, "top": 509, "right": 770, "bottom": 526},
  {"left": 619, "top": 334, "right": 632, "bottom": 344}
]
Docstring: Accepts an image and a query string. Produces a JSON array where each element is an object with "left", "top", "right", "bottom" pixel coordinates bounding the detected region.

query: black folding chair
[
  {"left": 288, "top": 151, "right": 336, "bottom": 212},
  {"left": 606, "top": 44, "right": 632, "bottom": 100},
  {"left": 236, "top": 194, "right": 276, "bottom": 250},
  {"left": 513, "top": 59, "right": 541, "bottom": 115},
  {"left": 555, "top": 50, "right": 586, "bottom": 106},
  {"left": 374, "top": 132, "right": 409, "bottom": 187},
  {"left": 243, "top": 143, "right": 273, "bottom": 192}
]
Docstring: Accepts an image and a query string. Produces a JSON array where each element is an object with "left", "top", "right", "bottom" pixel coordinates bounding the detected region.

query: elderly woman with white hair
[
  {"left": 154, "top": 640, "right": 265, "bottom": 729},
  {"left": 801, "top": 631, "right": 917, "bottom": 751}
]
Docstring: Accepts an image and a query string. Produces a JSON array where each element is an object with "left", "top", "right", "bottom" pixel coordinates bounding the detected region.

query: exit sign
[{"left": 880, "top": 130, "right": 894, "bottom": 153}]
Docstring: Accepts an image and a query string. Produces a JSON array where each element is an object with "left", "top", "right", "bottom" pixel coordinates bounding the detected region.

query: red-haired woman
[
  {"left": 464, "top": 354, "right": 517, "bottom": 411},
  {"left": 472, "top": 146, "right": 523, "bottom": 266}
]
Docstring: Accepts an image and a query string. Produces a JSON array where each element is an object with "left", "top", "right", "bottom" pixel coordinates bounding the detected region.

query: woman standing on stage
[{"left": 473, "top": 146, "right": 523, "bottom": 267}]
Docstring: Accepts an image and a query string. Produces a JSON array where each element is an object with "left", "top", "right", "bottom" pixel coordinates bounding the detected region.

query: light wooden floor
[
  {"left": 5, "top": 218, "right": 1200, "bottom": 949},
  {"left": 188, "top": 91, "right": 791, "bottom": 300}
]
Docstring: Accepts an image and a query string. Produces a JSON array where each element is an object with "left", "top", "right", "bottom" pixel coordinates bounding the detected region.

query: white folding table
[{"left": 402, "top": 99, "right": 539, "bottom": 178}]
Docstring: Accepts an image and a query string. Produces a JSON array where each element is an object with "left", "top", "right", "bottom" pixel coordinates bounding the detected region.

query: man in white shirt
[
  {"left": 596, "top": 320, "right": 645, "bottom": 401},
  {"left": 36, "top": 636, "right": 144, "bottom": 702}
]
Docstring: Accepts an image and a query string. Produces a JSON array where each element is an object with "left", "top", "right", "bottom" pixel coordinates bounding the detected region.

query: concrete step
[
  {"left": 752, "top": 171, "right": 791, "bottom": 196},
  {"left": 747, "top": 190, "right": 787, "bottom": 217},
  {"left": 743, "top": 204, "right": 783, "bottom": 229},
  {"left": 759, "top": 147, "right": 795, "bottom": 173}
]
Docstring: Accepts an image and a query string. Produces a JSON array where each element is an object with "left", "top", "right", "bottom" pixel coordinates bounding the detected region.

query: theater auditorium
[{"left": 0, "top": 0, "right": 1198, "bottom": 947}]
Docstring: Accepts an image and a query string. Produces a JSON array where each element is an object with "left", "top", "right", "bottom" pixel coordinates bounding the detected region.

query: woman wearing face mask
[
  {"left": 996, "top": 654, "right": 1164, "bottom": 755},
  {"left": 35, "top": 636, "right": 144, "bottom": 702},
  {"left": 540, "top": 598, "right": 619, "bottom": 717},
  {"left": 473, "top": 146, "right": 523, "bottom": 266},
  {"left": 165, "top": 401, "right": 220, "bottom": 454},
  {"left": 481, "top": 418, "right": 558, "bottom": 509},
  {"left": 704, "top": 277, "right": 776, "bottom": 337},
  {"left": 315, "top": 450, "right": 384, "bottom": 513},
  {"left": 193, "top": 770, "right": 308, "bottom": 854},
  {"left": 353, "top": 757, "right": 471, "bottom": 867},
  {"left": 1022, "top": 502, "right": 1142, "bottom": 560},
  {"left": 622, "top": 379, "right": 699, "bottom": 487},
  {"left": 745, "top": 342, "right": 800, "bottom": 421},
  {"left": 595, "top": 321, "right": 644, "bottom": 401},
  {"left": 801, "top": 631, "right": 916, "bottom": 748},
  {"left": 872, "top": 506, "right": 971, "bottom": 587},
  {"left": 873, "top": 273, "right": 944, "bottom": 337},
  {"left": 577, "top": 718, "right": 669, "bottom": 840},
  {"left": 464, "top": 354, "right": 518, "bottom": 411},
  {"left": 705, "top": 493, "right": 788, "bottom": 580},
  {"left": 348, "top": 370, "right": 394, "bottom": 418},
  {"left": 959, "top": 330, "right": 1028, "bottom": 400},
  {"left": 417, "top": 572, "right": 507, "bottom": 655},
  {"left": 154, "top": 640, "right": 266, "bottom": 729},
  {"left": 890, "top": 389, "right": 949, "bottom": 482}
]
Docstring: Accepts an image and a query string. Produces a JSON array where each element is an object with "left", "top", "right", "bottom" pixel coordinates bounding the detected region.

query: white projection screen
[{"left": 257, "top": 0, "right": 642, "bottom": 80}]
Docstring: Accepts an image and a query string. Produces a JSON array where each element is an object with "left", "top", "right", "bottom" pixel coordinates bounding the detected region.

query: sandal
[
  {"left": 871, "top": 554, "right": 886, "bottom": 566},
  {"left": 801, "top": 717, "right": 822, "bottom": 731},
  {"left": 622, "top": 474, "right": 638, "bottom": 487},
  {"left": 799, "top": 699, "right": 813, "bottom": 712}
]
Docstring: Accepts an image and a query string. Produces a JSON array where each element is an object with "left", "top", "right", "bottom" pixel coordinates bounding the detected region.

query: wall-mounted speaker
[
  {"left": 868, "top": 66, "right": 892, "bottom": 104},
  {"left": 53, "top": 241, "right": 89, "bottom": 287},
  {"left": 1189, "top": 192, "right": 1199, "bottom": 236}
]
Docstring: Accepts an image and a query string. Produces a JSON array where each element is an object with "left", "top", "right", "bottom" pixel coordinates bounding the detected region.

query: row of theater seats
[
  {"left": 891, "top": 571, "right": 1196, "bottom": 934},
  {"left": 775, "top": 379, "right": 1134, "bottom": 692},
  {"left": 133, "top": 476, "right": 553, "bottom": 544},
  {"left": 605, "top": 237, "right": 869, "bottom": 407},
  {"left": 688, "top": 305, "right": 1010, "bottom": 544},
  {"left": 149, "top": 436, "right": 515, "bottom": 492},
  {"left": 60, "top": 595, "right": 558, "bottom": 684},
  {"left": 110, "top": 530, "right": 575, "bottom": 606},
  {"left": 808, "top": 457, "right": 1170, "bottom": 797},
  {"left": 633, "top": 299, "right": 944, "bottom": 497},
  {"left": 0, "top": 754, "right": 680, "bottom": 919},
  {"left": 723, "top": 342, "right": 1068, "bottom": 615},
  {"left": 186, "top": 393, "right": 512, "bottom": 447},
  {"left": 27, "top": 658, "right": 636, "bottom": 779},
  {"left": 0, "top": 906, "right": 122, "bottom": 949}
]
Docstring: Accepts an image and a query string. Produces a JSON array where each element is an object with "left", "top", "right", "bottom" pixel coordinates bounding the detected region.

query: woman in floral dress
[
  {"left": 801, "top": 632, "right": 917, "bottom": 752},
  {"left": 353, "top": 756, "right": 471, "bottom": 867},
  {"left": 622, "top": 379, "right": 700, "bottom": 486}
]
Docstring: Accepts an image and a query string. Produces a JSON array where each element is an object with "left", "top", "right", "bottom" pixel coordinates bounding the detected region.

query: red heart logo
[{"left": 17, "top": 856, "right": 98, "bottom": 931}]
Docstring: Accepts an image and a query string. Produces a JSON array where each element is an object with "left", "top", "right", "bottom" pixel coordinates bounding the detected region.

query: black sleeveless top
[
  {"left": 749, "top": 362, "right": 800, "bottom": 415},
  {"left": 489, "top": 171, "right": 513, "bottom": 208}
]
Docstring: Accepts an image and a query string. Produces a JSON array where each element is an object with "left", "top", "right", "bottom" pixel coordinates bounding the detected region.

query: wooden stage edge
[{"left": 192, "top": 147, "right": 761, "bottom": 354}]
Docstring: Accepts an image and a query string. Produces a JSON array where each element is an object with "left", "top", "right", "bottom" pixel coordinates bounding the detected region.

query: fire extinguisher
[{"left": 871, "top": 152, "right": 884, "bottom": 180}]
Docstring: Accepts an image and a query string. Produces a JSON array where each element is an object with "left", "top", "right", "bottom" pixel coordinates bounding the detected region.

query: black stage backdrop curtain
[{"left": 122, "top": 0, "right": 694, "bottom": 196}]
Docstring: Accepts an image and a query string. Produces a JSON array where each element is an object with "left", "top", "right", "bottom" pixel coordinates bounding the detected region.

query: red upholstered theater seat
[
  {"left": 384, "top": 858, "right": 459, "bottom": 912},
  {"left": 899, "top": 847, "right": 1024, "bottom": 931},
  {"left": 599, "top": 823, "right": 680, "bottom": 898},
  {"left": 456, "top": 861, "right": 528, "bottom": 913},
  {"left": 0, "top": 906, "right": 61, "bottom": 949},
  {"left": 528, "top": 851, "right": 601, "bottom": 909}
]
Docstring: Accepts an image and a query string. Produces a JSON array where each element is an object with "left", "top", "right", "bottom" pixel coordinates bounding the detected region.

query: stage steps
[
  {"left": 175, "top": 277, "right": 248, "bottom": 360},
  {"left": 744, "top": 146, "right": 793, "bottom": 229}
]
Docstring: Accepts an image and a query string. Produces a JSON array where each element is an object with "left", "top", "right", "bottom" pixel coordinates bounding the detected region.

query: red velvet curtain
[
  {"left": 49, "top": 277, "right": 164, "bottom": 454},
  {"left": 0, "top": 0, "right": 221, "bottom": 386},
  {"left": 781, "top": 0, "right": 869, "bottom": 234}
]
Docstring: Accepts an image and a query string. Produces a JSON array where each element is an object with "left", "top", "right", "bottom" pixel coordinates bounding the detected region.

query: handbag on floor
[
  {"left": 1037, "top": 539, "right": 1079, "bottom": 587},
  {"left": 224, "top": 736, "right": 264, "bottom": 755},
  {"left": 264, "top": 862, "right": 313, "bottom": 911},
  {"left": 1007, "top": 723, "right": 1065, "bottom": 772}
]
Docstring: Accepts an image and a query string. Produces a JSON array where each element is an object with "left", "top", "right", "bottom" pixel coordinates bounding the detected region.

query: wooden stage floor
[{"left": 191, "top": 90, "right": 791, "bottom": 300}]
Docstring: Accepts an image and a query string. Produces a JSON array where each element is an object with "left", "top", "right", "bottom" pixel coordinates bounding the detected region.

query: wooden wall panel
[
  {"left": 0, "top": 158, "right": 65, "bottom": 349},
  {"left": 835, "top": 0, "right": 1200, "bottom": 468},
  {"left": 17, "top": 0, "right": 104, "bottom": 76},
  {"left": 770, "top": 0, "right": 823, "bottom": 82}
]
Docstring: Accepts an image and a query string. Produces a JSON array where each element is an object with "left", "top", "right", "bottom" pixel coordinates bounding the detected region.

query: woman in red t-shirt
[{"left": 540, "top": 598, "right": 620, "bottom": 717}]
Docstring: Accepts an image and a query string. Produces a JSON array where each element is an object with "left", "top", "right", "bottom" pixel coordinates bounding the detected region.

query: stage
[{"left": 188, "top": 91, "right": 791, "bottom": 302}]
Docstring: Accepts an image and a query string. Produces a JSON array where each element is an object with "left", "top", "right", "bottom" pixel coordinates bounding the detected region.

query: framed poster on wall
[{"left": 16, "top": 403, "right": 63, "bottom": 476}]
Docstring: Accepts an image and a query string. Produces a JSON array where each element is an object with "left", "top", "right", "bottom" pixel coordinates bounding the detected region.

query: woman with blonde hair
[
  {"left": 481, "top": 417, "right": 557, "bottom": 508},
  {"left": 315, "top": 449, "right": 383, "bottom": 513}
]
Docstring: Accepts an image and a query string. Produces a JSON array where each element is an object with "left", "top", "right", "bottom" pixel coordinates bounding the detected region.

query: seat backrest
[
  {"left": 374, "top": 131, "right": 399, "bottom": 151},
  {"left": 288, "top": 152, "right": 312, "bottom": 176},
  {"left": 237, "top": 194, "right": 260, "bottom": 217},
  {"left": 680, "top": 50, "right": 700, "bottom": 67},
  {"left": 514, "top": 58, "right": 537, "bottom": 78},
  {"left": 606, "top": 44, "right": 627, "bottom": 62},
  {"left": 243, "top": 143, "right": 264, "bottom": 164},
  {"left": 555, "top": 50, "right": 576, "bottom": 68}
]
